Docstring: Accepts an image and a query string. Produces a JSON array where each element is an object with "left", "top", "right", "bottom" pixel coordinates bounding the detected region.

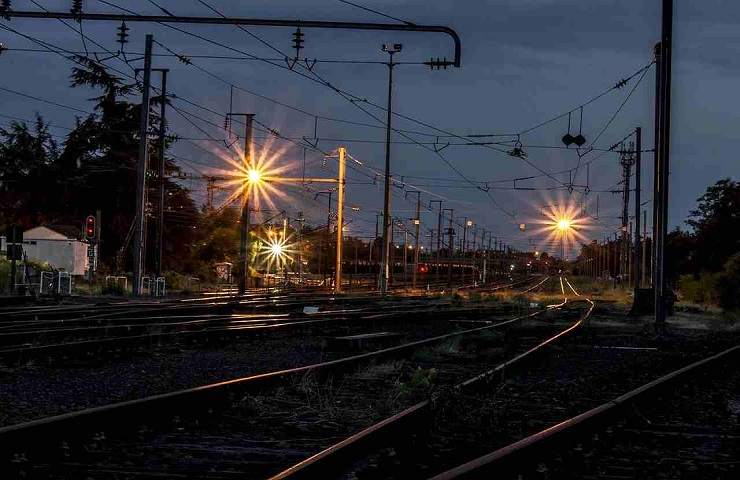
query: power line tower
[{"left": 619, "top": 142, "right": 635, "bottom": 282}]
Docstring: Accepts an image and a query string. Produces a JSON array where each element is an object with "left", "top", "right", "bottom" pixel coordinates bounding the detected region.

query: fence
[{"left": 39, "top": 271, "right": 73, "bottom": 296}]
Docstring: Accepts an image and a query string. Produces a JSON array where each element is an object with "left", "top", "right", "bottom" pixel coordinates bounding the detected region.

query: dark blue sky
[{"left": 1, "top": 1, "right": 737, "bottom": 255}]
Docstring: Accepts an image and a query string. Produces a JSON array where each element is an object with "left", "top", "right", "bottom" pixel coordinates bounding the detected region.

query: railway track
[
  {"left": 431, "top": 342, "right": 740, "bottom": 479},
  {"left": 0, "top": 277, "right": 542, "bottom": 364},
  {"left": 267, "top": 276, "right": 589, "bottom": 479},
  {"left": 0, "top": 277, "right": 569, "bottom": 479},
  {"left": 270, "top": 278, "right": 738, "bottom": 479}
]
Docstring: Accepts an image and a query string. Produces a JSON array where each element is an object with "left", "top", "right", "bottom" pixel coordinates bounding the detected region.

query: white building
[{"left": 22, "top": 225, "right": 90, "bottom": 276}]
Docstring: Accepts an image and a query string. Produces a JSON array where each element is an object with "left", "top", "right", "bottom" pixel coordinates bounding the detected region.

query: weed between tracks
[{"left": 234, "top": 360, "right": 444, "bottom": 434}]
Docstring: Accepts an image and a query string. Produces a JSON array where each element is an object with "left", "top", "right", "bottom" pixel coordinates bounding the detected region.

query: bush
[
  {"left": 0, "top": 258, "right": 9, "bottom": 293},
  {"left": 678, "top": 272, "right": 719, "bottom": 306},
  {"left": 468, "top": 291, "right": 482, "bottom": 303},
  {"left": 717, "top": 253, "right": 740, "bottom": 311},
  {"left": 101, "top": 283, "right": 125, "bottom": 296}
]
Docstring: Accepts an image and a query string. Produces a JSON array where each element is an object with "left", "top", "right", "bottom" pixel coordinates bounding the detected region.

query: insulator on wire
[
  {"left": 70, "top": 0, "right": 83, "bottom": 16},
  {"left": 291, "top": 27, "right": 304, "bottom": 58},
  {"left": 116, "top": 21, "right": 129, "bottom": 50},
  {"left": 1, "top": 0, "right": 11, "bottom": 20},
  {"left": 426, "top": 57, "right": 452, "bottom": 70}
]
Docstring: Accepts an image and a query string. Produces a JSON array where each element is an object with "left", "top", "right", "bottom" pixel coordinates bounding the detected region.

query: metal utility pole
[
  {"left": 430, "top": 200, "right": 443, "bottom": 279},
  {"left": 411, "top": 191, "right": 421, "bottom": 289},
  {"left": 370, "top": 213, "right": 381, "bottom": 272},
  {"left": 379, "top": 44, "right": 401, "bottom": 295},
  {"left": 154, "top": 68, "right": 169, "bottom": 279},
  {"left": 479, "top": 229, "right": 486, "bottom": 283},
  {"left": 444, "top": 208, "right": 454, "bottom": 287},
  {"left": 652, "top": 42, "right": 662, "bottom": 290},
  {"left": 655, "top": 0, "right": 674, "bottom": 329},
  {"left": 297, "top": 212, "right": 304, "bottom": 285},
  {"left": 619, "top": 143, "right": 635, "bottom": 281},
  {"left": 642, "top": 210, "right": 648, "bottom": 287},
  {"left": 462, "top": 217, "right": 469, "bottom": 283},
  {"left": 403, "top": 228, "right": 409, "bottom": 284},
  {"left": 334, "top": 147, "right": 346, "bottom": 291},
  {"left": 634, "top": 127, "right": 642, "bottom": 289},
  {"left": 323, "top": 190, "right": 333, "bottom": 285},
  {"left": 230, "top": 113, "right": 255, "bottom": 295},
  {"left": 629, "top": 221, "right": 633, "bottom": 284},
  {"left": 132, "top": 34, "right": 153, "bottom": 297}
]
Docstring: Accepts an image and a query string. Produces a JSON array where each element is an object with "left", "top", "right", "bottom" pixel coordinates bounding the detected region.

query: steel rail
[
  {"left": 269, "top": 278, "right": 593, "bottom": 479},
  {"left": 0, "top": 304, "right": 556, "bottom": 447},
  {"left": 520, "top": 275, "right": 550, "bottom": 293},
  {"left": 0, "top": 278, "right": 533, "bottom": 360},
  {"left": 429, "top": 341, "right": 740, "bottom": 480},
  {"left": 0, "top": 10, "right": 461, "bottom": 67},
  {"left": 0, "top": 303, "right": 462, "bottom": 362}
]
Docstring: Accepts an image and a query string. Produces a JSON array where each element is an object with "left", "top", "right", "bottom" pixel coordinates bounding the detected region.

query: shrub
[
  {"left": 101, "top": 283, "right": 125, "bottom": 296},
  {"left": 717, "top": 253, "right": 740, "bottom": 311},
  {"left": 451, "top": 292, "right": 464, "bottom": 305},
  {"left": 468, "top": 291, "right": 482, "bottom": 303},
  {"left": 0, "top": 259, "right": 9, "bottom": 293},
  {"left": 678, "top": 272, "right": 719, "bottom": 306}
]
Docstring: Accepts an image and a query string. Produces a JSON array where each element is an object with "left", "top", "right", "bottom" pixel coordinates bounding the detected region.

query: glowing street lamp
[
  {"left": 555, "top": 216, "right": 574, "bottom": 260},
  {"left": 557, "top": 218, "right": 572, "bottom": 232},
  {"left": 247, "top": 168, "right": 262, "bottom": 185}
]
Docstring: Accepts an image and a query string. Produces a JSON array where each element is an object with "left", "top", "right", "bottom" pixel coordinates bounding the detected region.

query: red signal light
[{"left": 84, "top": 215, "right": 96, "bottom": 240}]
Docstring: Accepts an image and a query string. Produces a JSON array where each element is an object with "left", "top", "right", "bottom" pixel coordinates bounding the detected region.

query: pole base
[{"left": 630, "top": 287, "right": 654, "bottom": 316}]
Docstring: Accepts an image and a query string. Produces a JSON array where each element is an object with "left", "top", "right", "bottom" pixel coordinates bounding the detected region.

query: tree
[
  {"left": 0, "top": 115, "right": 60, "bottom": 228},
  {"left": 686, "top": 178, "right": 740, "bottom": 273},
  {"left": 717, "top": 253, "right": 740, "bottom": 311},
  {"left": 1, "top": 57, "right": 200, "bottom": 275},
  {"left": 665, "top": 228, "right": 696, "bottom": 283}
]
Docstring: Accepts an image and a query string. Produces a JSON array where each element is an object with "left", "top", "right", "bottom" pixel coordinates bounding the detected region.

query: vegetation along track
[{"left": 0, "top": 278, "right": 568, "bottom": 479}]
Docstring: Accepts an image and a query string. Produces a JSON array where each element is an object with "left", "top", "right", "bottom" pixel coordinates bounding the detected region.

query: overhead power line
[{"left": 336, "top": 0, "right": 416, "bottom": 25}]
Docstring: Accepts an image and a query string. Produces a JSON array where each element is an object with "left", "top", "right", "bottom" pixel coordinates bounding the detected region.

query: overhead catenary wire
[
  {"left": 1, "top": 3, "right": 649, "bottom": 246},
  {"left": 98, "top": 0, "right": 651, "bottom": 202}
]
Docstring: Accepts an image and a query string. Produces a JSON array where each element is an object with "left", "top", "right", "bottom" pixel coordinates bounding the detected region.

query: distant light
[
  {"left": 270, "top": 242, "right": 284, "bottom": 256},
  {"left": 466, "top": 220, "right": 473, "bottom": 227},
  {"left": 413, "top": 219, "right": 420, "bottom": 225},
  {"left": 557, "top": 219, "right": 571, "bottom": 231}
]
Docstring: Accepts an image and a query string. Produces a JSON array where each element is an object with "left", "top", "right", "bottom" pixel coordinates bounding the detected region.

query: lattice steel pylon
[{"left": 619, "top": 142, "right": 636, "bottom": 281}]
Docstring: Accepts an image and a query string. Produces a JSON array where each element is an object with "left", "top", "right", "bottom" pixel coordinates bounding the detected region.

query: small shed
[{"left": 23, "top": 225, "right": 90, "bottom": 276}]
